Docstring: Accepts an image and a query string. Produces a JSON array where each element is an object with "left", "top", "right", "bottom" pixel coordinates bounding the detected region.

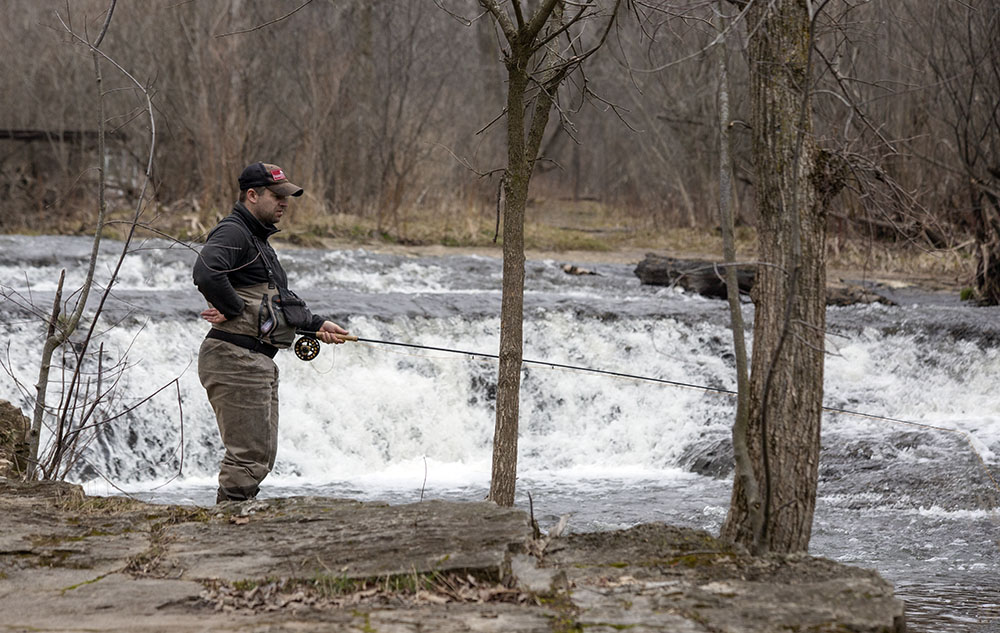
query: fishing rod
[
  {"left": 294, "top": 331, "right": 730, "bottom": 395},
  {"left": 294, "top": 330, "right": 1000, "bottom": 496},
  {"left": 294, "top": 330, "right": 992, "bottom": 431}
]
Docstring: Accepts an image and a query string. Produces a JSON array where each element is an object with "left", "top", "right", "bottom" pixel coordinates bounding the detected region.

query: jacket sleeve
[
  {"left": 192, "top": 223, "right": 250, "bottom": 319},
  {"left": 307, "top": 312, "right": 326, "bottom": 333}
]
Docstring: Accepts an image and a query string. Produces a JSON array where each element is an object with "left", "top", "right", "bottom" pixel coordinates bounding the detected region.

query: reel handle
[{"left": 297, "top": 331, "right": 358, "bottom": 342}]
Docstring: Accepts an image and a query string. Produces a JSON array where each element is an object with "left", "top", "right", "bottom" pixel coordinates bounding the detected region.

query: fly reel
[{"left": 294, "top": 335, "right": 321, "bottom": 361}]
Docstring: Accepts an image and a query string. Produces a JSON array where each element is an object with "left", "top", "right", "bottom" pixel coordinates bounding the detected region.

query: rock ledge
[{"left": 0, "top": 481, "right": 905, "bottom": 632}]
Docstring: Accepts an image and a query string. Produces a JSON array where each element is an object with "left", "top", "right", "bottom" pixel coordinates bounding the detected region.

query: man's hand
[
  {"left": 316, "top": 320, "right": 350, "bottom": 344},
  {"left": 200, "top": 307, "right": 227, "bottom": 324}
]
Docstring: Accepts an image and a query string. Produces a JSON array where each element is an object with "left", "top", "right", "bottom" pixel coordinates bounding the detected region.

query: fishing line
[
  {"left": 296, "top": 332, "right": 1000, "bottom": 499},
  {"left": 299, "top": 333, "right": 731, "bottom": 394}
]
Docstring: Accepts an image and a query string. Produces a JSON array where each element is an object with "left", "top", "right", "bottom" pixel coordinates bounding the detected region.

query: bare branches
[
  {"left": 524, "top": 0, "right": 563, "bottom": 43},
  {"left": 215, "top": 0, "right": 315, "bottom": 38},
  {"left": 0, "top": 0, "right": 988, "bottom": 269},
  {"left": 433, "top": 1, "right": 487, "bottom": 27},
  {"left": 624, "top": 0, "right": 755, "bottom": 74},
  {"left": 24, "top": 3, "right": 165, "bottom": 481},
  {"left": 480, "top": 0, "right": 619, "bottom": 73},
  {"left": 92, "top": 0, "right": 116, "bottom": 48},
  {"left": 479, "top": 0, "right": 518, "bottom": 42}
]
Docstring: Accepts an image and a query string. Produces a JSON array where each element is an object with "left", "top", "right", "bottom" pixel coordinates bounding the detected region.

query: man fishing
[{"left": 193, "top": 161, "right": 349, "bottom": 503}]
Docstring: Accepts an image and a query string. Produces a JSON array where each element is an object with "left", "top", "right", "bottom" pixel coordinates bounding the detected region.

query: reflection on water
[{"left": 895, "top": 583, "right": 1000, "bottom": 632}]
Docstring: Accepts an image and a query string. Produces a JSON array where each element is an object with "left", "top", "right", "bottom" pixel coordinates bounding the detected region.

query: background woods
[{"left": 0, "top": 0, "right": 994, "bottom": 290}]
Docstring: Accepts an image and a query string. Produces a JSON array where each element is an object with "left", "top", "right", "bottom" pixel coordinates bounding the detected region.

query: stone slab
[
  {"left": 163, "top": 497, "right": 532, "bottom": 581},
  {"left": 0, "top": 483, "right": 906, "bottom": 632}
]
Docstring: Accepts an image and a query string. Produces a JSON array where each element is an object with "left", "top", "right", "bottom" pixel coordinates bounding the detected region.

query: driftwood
[
  {"left": 634, "top": 253, "right": 895, "bottom": 306},
  {"left": 634, "top": 254, "right": 754, "bottom": 299}
]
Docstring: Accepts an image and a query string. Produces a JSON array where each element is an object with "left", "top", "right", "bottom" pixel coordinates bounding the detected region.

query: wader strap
[{"left": 206, "top": 329, "right": 279, "bottom": 359}]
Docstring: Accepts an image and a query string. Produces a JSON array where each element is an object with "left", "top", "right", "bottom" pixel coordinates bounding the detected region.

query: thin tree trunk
[
  {"left": 480, "top": 0, "right": 617, "bottom": 506},
  {"left": 715, "top": 2, "right": 761, "bottom": 546},
  {"left": 27, "top": 28, "right": 112, "bottom": 478},
  {"left": 490, "top": 45, "right": 561, "bottom": 507},
  {"left": 490, "top": 62, "right": 530, "bottom": 507}
]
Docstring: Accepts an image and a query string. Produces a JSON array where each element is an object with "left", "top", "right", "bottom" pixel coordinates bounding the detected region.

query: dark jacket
[{"left": 193, "top": 203, "right": 325, "bottom": 332}]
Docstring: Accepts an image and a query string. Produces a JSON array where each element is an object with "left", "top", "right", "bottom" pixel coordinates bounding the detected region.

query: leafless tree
[
  {"left": 18, "top": 0, "right": 165, "bottom": 480},
  {"left": 712, "top": 0, "right": 760, "bottom": 551},
  {"left": 901, "top": 1, "right": 1000, "bottom": 303},
  {"left": 475, "top": 0, "right": 622, "bottom": 506},
  {"left": 0, "top": 0, "right": 975, "bottom": 254}
]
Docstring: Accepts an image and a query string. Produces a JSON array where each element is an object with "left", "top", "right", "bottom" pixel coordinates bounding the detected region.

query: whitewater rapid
[{"left": 1, "top": 234, "right": 998, "bottom": 630}]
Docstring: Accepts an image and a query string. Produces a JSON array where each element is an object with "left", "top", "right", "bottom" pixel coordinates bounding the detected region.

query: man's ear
[{"left": 245, "top": 188, "right": 259, "bottom": 204}]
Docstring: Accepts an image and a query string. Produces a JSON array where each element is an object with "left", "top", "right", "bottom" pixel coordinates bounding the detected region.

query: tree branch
[{"left": 215, "top": 0, "right": 315, "bottom": 38}]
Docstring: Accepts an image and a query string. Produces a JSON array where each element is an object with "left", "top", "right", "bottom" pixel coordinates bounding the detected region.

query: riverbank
[
  {"left": 0, "top": 479, "right": 905, "bottom": 632},
  {"left": 308, "top": 231, "right": 972, "bottom": 295},
  {"left": 5, "top": 195, "right": 978, "bottom": 297},
  {"left": 309, "top": 234, "right": 969, "bottom": 309}
]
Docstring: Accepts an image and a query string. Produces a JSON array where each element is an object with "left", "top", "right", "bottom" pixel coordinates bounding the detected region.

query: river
[{"left": 1, "top": 234, "right": 997, "bottom": 632}]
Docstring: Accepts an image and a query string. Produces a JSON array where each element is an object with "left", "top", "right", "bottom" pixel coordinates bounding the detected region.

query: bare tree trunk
[
  {"left": 714, "top": 1, "right": 761, "bottom": 546},
  {"left": 479, "top": 0, "right": 619, "bottom": 506},
  {"left": 721, "top": 0, "right": 828, "bottom": 554},
  {"left": 488, "top": 11, "right": 561, "bottom": 508},
  {"left": 490, "top": 60, "right": 531, "bottom": 507}
]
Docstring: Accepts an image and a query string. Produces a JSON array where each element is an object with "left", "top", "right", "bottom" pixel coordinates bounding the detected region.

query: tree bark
[
  {"left": 479, "top": 0, "right": 619, "bottom": 506},
  {"left": 490, "top": 60, "right": 531, "bottom": 507},
  {"left": 715, "top": 1, "right": 761, "bottom": 550},
  {"left": 489, "top": 15, "right": 563, "bottom": 506},
  {"left": 721, "top": 0, "right": 827, "bottom": 554}
]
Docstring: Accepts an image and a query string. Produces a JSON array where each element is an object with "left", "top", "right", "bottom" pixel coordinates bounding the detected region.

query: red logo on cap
[{"left": 270, "top": 168, "right": 286, "bottom": 182}]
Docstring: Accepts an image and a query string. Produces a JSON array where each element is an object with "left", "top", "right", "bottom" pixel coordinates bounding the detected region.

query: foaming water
[{"left": 3, "top": 235, "right": 1000, "bottom": 632}]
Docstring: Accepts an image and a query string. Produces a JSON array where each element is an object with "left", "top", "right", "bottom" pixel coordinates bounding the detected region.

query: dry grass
[
  {"left": 273, "top": 197, "right": 761, "bottom": 256},
  {"left": 36, "top": 197, "right": 977, "bottom": 289},
  {"left": 825, "top": 234, "right": 975, "bottom": 289}
]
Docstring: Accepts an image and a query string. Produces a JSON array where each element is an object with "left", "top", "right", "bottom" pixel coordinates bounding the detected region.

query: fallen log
[
  {"left": 633, "top": 254, "right": 754, "bottom": 300},
  {"left": 634, "top": 253, "right": 895, "bottom": 306}
]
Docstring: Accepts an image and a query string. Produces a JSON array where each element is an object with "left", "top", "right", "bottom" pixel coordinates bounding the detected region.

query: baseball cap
[{"left": 238, "top": 162, "right": 304, "bottom": 197}]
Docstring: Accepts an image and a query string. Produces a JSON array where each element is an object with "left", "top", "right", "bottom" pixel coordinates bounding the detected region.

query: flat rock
[
  {"left": 164, "top": 497, "right": 531, "bottom": 580},
  {"left": 0, "top": 482, "right": 905, "bottom": 632},
  {"left": 549, "top": 523, "right": 905, "bottom": 632}
]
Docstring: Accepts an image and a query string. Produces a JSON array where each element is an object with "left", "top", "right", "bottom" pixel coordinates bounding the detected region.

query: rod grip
[{"left": 298, "top": 331, "right": 358, "bottom": 342}]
